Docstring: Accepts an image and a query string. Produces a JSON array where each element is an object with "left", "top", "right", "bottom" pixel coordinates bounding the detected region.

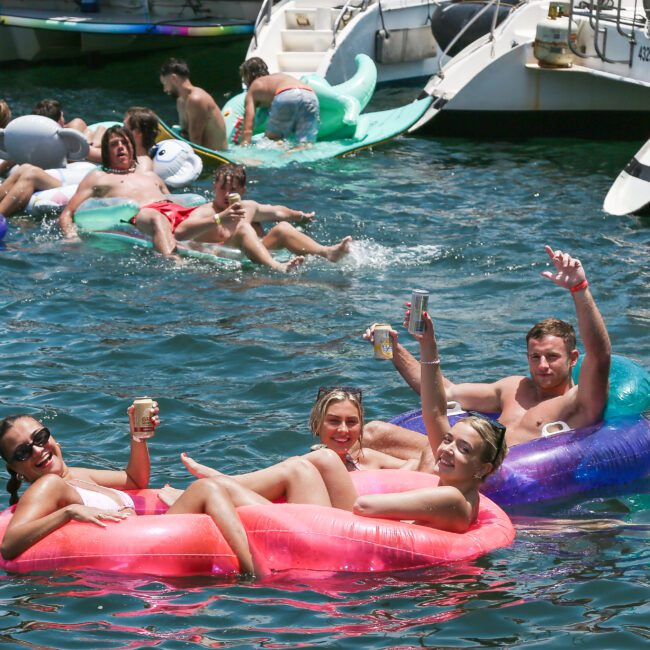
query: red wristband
[{"left": 570, "top": 279, "right": 589, "bottom": 294}]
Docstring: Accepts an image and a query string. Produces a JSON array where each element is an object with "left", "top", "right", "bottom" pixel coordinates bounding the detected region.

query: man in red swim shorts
[
  {"left": 60, "top": 128, "right": 351, "bottom": 272},
  {"left": 135, "top": 163, "right": 351, "bottom": 272}
]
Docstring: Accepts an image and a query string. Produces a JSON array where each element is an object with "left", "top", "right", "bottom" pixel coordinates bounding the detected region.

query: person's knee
[
  {"left": 352, "top": 495, "right": 374, "bottom": 516},
  {"left": 283, "top": 455, "right": 320, "bottom": 482},
  {"left": 363, "top": 420, "right": 388, "bottom": 449}
]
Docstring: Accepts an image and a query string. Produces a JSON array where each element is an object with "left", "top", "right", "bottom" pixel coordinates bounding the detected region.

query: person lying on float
[
  {"left": 60, "top": 127, "right": 351, "bottom": 272},
  {"left": 362, "top": 246, "right": 611, "bottom": 471}
]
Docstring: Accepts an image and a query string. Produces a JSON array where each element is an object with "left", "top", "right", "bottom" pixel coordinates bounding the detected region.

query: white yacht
[
  {"left": 245, "top": 0, "right": 519, "bottom": 84},
  {"left": 410, "top": 0, "right": 650, "bottom": 138},
  {"left": 0, "top": 0, "right": 260, "bottom": 63}
]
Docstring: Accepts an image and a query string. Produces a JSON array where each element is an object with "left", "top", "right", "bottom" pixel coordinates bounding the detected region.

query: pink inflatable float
[{"left": 0, "top": 470, "right": 514, "bottom": 577}]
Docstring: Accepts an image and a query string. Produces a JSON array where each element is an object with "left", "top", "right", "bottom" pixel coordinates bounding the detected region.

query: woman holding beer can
[{"left": 0, "top": 400, "right": 266, "bottom": 575}]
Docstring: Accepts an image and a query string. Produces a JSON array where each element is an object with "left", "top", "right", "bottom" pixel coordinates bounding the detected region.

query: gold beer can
[
  {"left": 133, "top": 397, "right": 155, "bottom": 438},
  {"left": 228, "top": 192, "right": 241, "bottom": 205},
  {"left": 373, "top": 324, "right": 393, "bottom": 360}
]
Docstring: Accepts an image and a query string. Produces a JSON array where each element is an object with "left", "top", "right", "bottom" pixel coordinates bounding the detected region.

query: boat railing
[
  {"left": 331, "top": 0, "right": 373, "bottom": 47},
  {"left": 435, "top": 0, "right": 506, "bottom": 78},
  {"left": 252, "top": 0, "right": 274, "bottom": 48},
  {"left": 567, "top": 0, "right": 642, "bottom": 65}
]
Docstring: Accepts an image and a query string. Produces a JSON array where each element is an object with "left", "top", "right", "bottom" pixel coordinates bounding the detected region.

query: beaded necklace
[{"left": 101, "top": 161, "right": 137, "bottom": 175}]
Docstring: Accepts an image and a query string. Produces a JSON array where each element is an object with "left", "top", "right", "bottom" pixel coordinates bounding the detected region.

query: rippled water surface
[{"left": 0, "top": 47, "right": 649, "bottom": 648}]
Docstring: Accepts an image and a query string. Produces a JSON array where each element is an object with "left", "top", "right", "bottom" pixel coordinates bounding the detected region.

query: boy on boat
[{"left": 239, "top": 57, "right": 320, "bottom": 147}]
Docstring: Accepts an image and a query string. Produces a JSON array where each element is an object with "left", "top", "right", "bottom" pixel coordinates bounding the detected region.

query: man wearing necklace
[
  {"left": 361, "top": 246, "right": 611, "bottom": 470},
  {"left": 60, "top": 127, "right": 351, "bottom": 272}
]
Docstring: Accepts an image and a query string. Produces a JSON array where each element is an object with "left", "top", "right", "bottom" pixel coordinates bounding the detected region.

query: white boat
[
  {"left": 603, "top": 138, "right": 650, "bottom": 215},
  {"left": 245, "top": 0, "right": 519, "bottom": 84},
  {"left": 0, "top": 0, "right": 260, "bottom": 63},
  {"left": 410, "top": 0, "right": 650, "bottom": 138}
]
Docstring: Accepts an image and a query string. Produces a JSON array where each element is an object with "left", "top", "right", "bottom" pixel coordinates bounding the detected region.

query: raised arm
[
  {"left": 81, "top": 402, "right": 155, "bottom": 490},
  {"left": 541, "top": 245, "right": 611, "bottom": 423},
  {"left": 416, "top": 313, "right": 450, "bottom": 452},
  {"left": 248, "top": 200, "right": 314, "bottom": 223}
]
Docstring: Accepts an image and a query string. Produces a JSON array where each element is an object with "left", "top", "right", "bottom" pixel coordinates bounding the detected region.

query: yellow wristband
[{"left": 214, "top": 212, "right": 221, "bottom": 226}]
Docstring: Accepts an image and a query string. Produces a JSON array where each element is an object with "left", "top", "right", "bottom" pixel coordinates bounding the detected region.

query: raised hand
[
  {"left": 127, "top": 401, "right": 160, "bottom": 436},
  {"left": 541, "top": 245, "right": 587, "bottom": 291},
  {"left": 363, "top": 322, "right": 398, "bottom": 345}
]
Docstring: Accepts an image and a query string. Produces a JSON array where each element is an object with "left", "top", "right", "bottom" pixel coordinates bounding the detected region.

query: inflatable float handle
[
  {"left": 446, "top": 401, "right": 464, "bottom": 415},
  {"left": 541, "top": 421, "right": 572, "bottom": 437},
  {"left": 59, "top": 128, "right": 90, "bottom": 161}
]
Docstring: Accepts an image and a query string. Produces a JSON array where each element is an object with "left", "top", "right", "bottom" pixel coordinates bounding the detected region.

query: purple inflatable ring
[{"left": 389, "top": 355, "right": 650, "bottom": 507}]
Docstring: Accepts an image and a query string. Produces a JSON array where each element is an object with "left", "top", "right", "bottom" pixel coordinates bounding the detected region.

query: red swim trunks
[{"left": 132, "top": 201, "right": 196, "bottom": 233}]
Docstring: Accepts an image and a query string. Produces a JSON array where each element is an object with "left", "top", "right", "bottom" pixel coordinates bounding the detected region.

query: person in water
[
  {"left": 165, "top": 311, "right": 506, "bottom": 533},
  {"left": 0, "top": 403, "right": 261, "bottom": 573},
  {"left": 182, "top": 386, "right": 413, "bottom": 480},
  {"left": 159, "top": 58, "right": 228, "bottom": 151},
  {"left": 60, "top": 130, "right": 350, "bottom": 272},
  {"left": 239, "top": 57, "right": 320, "bottom": 147},
  {"left": 182, "top": 163, "right": 352, "bottom": 265},
  {"left": 362, "top": 245, "right": 612, "bottom": 470}
]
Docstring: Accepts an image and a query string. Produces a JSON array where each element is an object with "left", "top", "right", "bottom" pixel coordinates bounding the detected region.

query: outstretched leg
[
  {"left": 133, "top": 208, "right": 178, "bottom": 257},
  {"left": 0, "top": 164, "right": 61, "bottom": 217},
  {"left": 226, "top": 221, "right": 304, "bottom": 272},
  {"left": 180, "top": 449, "right": 358, "bottom": 510},
  {"left": 262, "top": 222, "right": 351, "bottom": 262},
  {"left": 164, "top": 477, "right": 264, "bottom": 575}
]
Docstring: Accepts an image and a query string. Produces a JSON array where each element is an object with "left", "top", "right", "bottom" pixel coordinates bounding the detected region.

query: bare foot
[
  {"left": 181, "top": 452, "right": 222, "bottom": 479},
  {"left": 324, "top": 236, "right": 352, "bottom": 262},
  {"left": 158, "top": 483, "right": 185, "bottom": 507},
  {"left": 281, "top": 256, "right": 305, "bottom": 272}
]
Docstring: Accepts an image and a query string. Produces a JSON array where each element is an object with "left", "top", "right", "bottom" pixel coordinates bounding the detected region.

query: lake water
[{"left": 0, "top": 44, "right": 649, "bottom": 648}]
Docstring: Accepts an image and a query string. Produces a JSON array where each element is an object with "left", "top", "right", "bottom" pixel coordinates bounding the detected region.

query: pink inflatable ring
[{"left": 0, "top": 470, "right": 514, "bottom": 577}]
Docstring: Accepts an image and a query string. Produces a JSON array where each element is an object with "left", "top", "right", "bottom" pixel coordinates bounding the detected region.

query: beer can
[
  {"left": 228, "top": 192, "right": 241, "bottom": 205},
  {"left": 408, "top": 289, "right": 429, "bottom": 334},
  {"left": 373, "top": 324, "right": 393, "bottom": 360},
  {"left": 133, "top": 397, "right": 155, "bottom": 438}
]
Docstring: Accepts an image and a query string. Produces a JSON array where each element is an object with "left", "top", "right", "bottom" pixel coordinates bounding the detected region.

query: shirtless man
[
  {"left": 60, "top": 130, "right": 350, "bottom": 272},
  {"left": 362, "top": 246, "right": 612, "bottom": 470},
  {"left": 135, "top": 163, "right": 352, "bottom": 272},
  {"left": 239, "top": 57, "right": 320, "bottom": 147},
  {"left": 33, "top": 98, "right": 88, "bottom": 135},
  {"left": 159, "top": 58, "right": 228, "bottom": 151},
  {"left": 59, "top": 126, "right": 170, "bottom": 242}
]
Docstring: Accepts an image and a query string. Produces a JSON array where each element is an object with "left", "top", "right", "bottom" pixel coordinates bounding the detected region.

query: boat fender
[
  {"left": 151, "top": 139, "right": 203, "bottom": 188},
  {"left": 0, "top": 115, "right": 89, "bottom": 169}
]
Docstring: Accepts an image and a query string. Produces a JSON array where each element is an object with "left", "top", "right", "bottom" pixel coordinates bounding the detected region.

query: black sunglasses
[
  {"left": 11, "top": 427, "right": 51, "bottom": 463},
  {"left": 317, "top": 386, "right": 363, "bottom": 402},
  {"left": 465, "top": 411, "right": 506, "bottom": 464}
]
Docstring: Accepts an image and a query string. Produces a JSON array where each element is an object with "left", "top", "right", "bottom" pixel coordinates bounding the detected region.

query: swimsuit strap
[{"left": 275, "top": 85, "right": 315, "bottom": 96}]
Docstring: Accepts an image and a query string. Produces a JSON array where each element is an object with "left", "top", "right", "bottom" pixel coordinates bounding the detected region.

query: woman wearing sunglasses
[
  {"left": 0, "top": 403, "right": 272, "bottom": 574},
  {"left": 171, "top": 312, "right": 508, "bottom": 534}
]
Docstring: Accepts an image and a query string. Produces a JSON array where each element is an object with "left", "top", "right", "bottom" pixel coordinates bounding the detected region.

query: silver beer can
[
  {"left": 408, "top": 289, "right": 429, "bottom": 334},
  {"left": 133, "top": 397, "right": 155, "bottom": 438},
  {"left": 373, "top": 324, "right": 393, "bottom": 360}
]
